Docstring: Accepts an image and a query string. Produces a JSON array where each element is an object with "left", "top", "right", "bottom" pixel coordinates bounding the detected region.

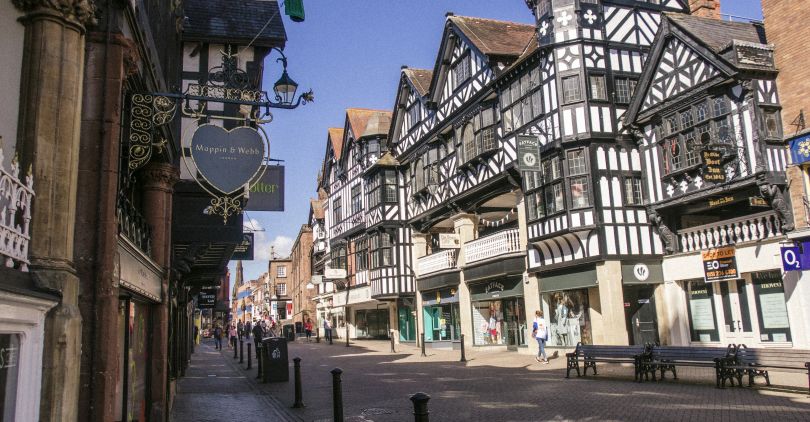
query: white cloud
[{"left": 248, "top": 218, "right": 293, "bottom": 260}]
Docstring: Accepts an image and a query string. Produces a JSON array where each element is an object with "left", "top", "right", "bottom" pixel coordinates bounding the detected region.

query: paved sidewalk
[{"left": 173, "top": 338, "right": 810, "bottom": 421}]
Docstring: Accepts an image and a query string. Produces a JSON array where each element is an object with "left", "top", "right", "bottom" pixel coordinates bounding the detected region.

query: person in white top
[{"left": 532, "top": 310, "right": 549, "bottom": 364}]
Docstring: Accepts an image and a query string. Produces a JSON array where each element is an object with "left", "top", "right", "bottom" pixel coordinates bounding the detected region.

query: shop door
[
  {"left": 624, "top": 285, "right": 659, "bottom": 345},
  {"left": 717, "top": 279, "right": 757, "bottom": 344},
  {"left": 504, "top": 298, "right": 527, "bottom": 349}
]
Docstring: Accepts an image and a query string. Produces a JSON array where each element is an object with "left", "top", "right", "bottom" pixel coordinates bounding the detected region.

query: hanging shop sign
[
  {"left": 517, "top": 135, "right": 542, "bottom": 172},
  {"left": 702, "top": 246, "right": 738, "bottom": 282},
  {"left": 231, "top": 233, "right": 254, "bottom": 260},
  {"left": 198, "top": 288, "right": 216, "bottom": 308},
  {"left": 190, "top": 125, "right": 265, "bottom": 194},
  {"left": 324, "top": 268, "right": 347, "bottom": 280},
  {"left": 245, "top": 165, "right": 285, "bottom": 211},
  {"left": 702, "top": 149, "right": 726, "bottom": 183},
  {"left": 438, "top": 233, "right": 460, "bottom": 249},
  {"left": 789, "top": 133, "right": 810, "bottom": 165}
]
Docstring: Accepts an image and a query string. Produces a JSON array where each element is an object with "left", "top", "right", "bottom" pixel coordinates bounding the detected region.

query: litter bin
[
  {"left": 283, "top": 324, "right": 295, "bottom": 341},
  {"left": 261, "top": 337, "right": 289, "bottom": 382}
]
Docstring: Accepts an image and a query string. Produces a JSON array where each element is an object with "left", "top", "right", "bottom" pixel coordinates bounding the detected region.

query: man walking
[
  {"left": 237, "top": 320, "right": 244, "bottom": 341},
  {"left": 252, "top": 321, "right": 264, "bottom": 352},
  {"left": 213, "top": 324, "right": 223, "bottom": 350},
  {"left": 323, "top": 318, "right": 333, "bottom": 343}
]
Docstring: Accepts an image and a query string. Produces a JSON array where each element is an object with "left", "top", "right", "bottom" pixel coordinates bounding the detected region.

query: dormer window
[
  {"left": 408, "top": 103, "right": 421, "bottom": 129},
  {"left": 452, "top": 54, "right": 472, "bottom": 90}
]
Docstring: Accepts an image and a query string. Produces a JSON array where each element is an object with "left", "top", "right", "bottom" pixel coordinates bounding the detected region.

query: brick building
[{"left": 289, "top": 224, "right": 315, "bottom": 326}]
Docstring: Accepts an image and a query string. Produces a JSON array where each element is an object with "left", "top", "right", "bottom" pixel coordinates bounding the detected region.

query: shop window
[
  {"left": 589, "top": 74, "right": 607, "bottom": 101},
  {"left": 685, "top": 280, "right": 720, "bottom": 342},
  {"left": 424, "top": 303, "right": 461, "bottom": 342},
  {"left": 0, "top": 334, "right": 20, "bottom": 419},
  {"left": 541, "top": 290, "right": 591, "bottom": 347},
  {"left": 752, "top": 272, "right": 792, "bottom": 342}
]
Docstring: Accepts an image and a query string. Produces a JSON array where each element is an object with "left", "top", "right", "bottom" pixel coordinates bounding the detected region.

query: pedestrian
[
  {"left": 245, "top": 320, "right": 252, "bottom": 339},
  {"left": 229, "top": 324, "right": 237, "bottom": 349},
  {"left": 270, "top": 319, "right": 278, "bottom": 337},
  {"left": 323, "top": 318, "right": 332, "bottom": 343},
  {"left": 304, "top": 318, "right": 313, "bottom": 342},
  {"left": 532, "top": 310, "right": 548, "bottom": 364},
  {"left": 193, "top": 325, "right": 199, "bottom": 345},
  {"left": 213, "top": 324, "right": 223, "bottom": 350},
  {"left": 237, "top": 320, "right": 244, "bottom": 340},
  {"left": 252, "top": 320, "right": 264, "bottom": 351}
]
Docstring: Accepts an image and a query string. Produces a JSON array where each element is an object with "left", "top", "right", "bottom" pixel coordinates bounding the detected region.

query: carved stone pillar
[
  {"left": 12, "top": 1, "right": 95, "bottom": 420},
  {"left": 140, "top": 162, "right": 178, "bottom": 422}
]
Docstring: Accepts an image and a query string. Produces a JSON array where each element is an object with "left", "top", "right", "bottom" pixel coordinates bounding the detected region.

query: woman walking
[
  {"left": 304, "top": 318, "right": 313, "bottom": 342},
  {"left": 229, "top": 324, "right": 238, "bottom": 349},
  {"left": 532, "top": 310, "right": 548, "bottom": 364}
]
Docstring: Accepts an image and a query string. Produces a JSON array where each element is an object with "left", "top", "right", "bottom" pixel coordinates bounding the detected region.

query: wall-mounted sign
[
  {"left": 189, "top": 125, "right": 266, "bottom": 194},
  {"left": 702, "top": 150, "right": 726, "bottom": 183},
  {"left": 749, "top": 196, "right": 769, "bottom": 208},
  {"left": 789, "top": 133, "right": 810, "bottom": 165},
  {"left": 231, "top": 233, "right": 254, "bottom": 260},
  {"left": 324, "top": 268, "right": 347, "bottom": 280},
  {"left": 118, "top": 239, "right": 163, "bottom": 302},
  {"left": 702, "top": 246, "right": 738, "bottom": 282},
  {"left": 245, "top": 165, "right": 285, "bottom": 211},
  {"left": 781, "top": 246, "right": 802, "bottom": 271},
  {"left": 708, "top": 195, "right": 735, "bottom": 208},
  {"left": 633, "top": 263, "right": 650, "bottom": 281},
  {"left": 310, "top": 275, "right": 323, "bottom": 285},
  {"left": 517, "top": 135, "right": 542, "bottom": 172},
  {"left": 438, "top": 233, "right": 460, "bottom": 249},
  {"left": 198, "top": 288, "right": 216, "bottom": 308}
]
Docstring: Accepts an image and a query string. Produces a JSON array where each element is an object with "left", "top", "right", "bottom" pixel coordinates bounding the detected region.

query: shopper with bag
[{"left": 532, "top": 310, "right": 548, "bottom": 364}]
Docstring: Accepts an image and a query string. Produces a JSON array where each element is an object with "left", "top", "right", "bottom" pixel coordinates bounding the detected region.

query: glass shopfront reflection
[
  {"left": 469, "top": 277, "right": 526, "bottom": 348},
  {"left": 541, "top": 289, "right": 592, "bottom": 347},
  {"left": 421, "top": 288, "right": 461, "bottom": 342}
]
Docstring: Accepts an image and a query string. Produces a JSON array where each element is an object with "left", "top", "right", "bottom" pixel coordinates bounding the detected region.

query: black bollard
[
  {"left": 233, "top": 339, "right": 238, "bottom": 359},
  {"left": 256, "top": 344, "right": 263, "bottom": 379},
  {"left": 316, "top": 328, "right": 320, "bottom": 343},
  {"left": 331, "top": 368, "right": 344, "bottom": 422},
  {"left": 410, "top": 392, "right": 431, "bottom": 422},
  {"left": 239, "top": 340, "right": 244, "bottom": 364},
  {"left": 390, "top": 331, "right": 396, "bottom": 353},
  {"left": 246, "top": 343, "right": 252, "bottom": 369},
  {"left": 420, "top": 333, "right": 426, "bottom": 357},
  {"left": 292, "top": 357, "right": 305, "bottom": 408},
  {"left": 460, "top": 334, "right": 467, "bottom": 363}
]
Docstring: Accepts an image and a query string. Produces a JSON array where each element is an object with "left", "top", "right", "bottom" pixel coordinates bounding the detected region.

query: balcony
[
  {"left": 417, "top": 249, "right": 457, "bottom": 276},
  {"left": 117, "top": 192, "right": 152, "bottom": 256},
  {"left": 677, "top": 211, "right": 783, "bottom": 253},
  {"left": 0, "top": 153, "right": 34, "bottom": 271},
  {"left": 463, "top": 229, "right": 521, "bottom": 265}
]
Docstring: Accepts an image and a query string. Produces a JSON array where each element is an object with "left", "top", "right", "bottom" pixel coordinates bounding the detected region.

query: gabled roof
[
  {"left": 448, "top": 16, "right": 536, "bottom": 58},
  {"left": 346, "top": 109, "right": 392, "bottom": 139},
  {"left": 310, "top": 198, "right": 324, "bottom": 220},
  {"left": 667, "top": 13, "right": 766, "bottom": 54},
  {"left": 402, "top": 68, "right": 433, "bottom": 97},
  {"left": 183, "top": 0, "right": 287, "bottom": 48},
  {"left": 328, "top": 128, "right": 345, "bottom": 159},
  {"left": 625, "top": 13, "right": 770, "bottom": 126}
]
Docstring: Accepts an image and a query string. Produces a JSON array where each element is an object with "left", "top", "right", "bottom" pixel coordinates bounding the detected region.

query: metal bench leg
[
  {"left": 566, "top": 355, "right": 580, "bottom": 378},
  {"left": 764, "top": 371, "right": 771, "bottom": 386}
]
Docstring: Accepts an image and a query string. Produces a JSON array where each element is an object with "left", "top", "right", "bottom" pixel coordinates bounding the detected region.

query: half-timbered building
[
  {"left": 391, "top": 15, "right": 536, "bottom": 351},
  {"left": 625, "top": 13, "right": 803, "bottom": 347}
]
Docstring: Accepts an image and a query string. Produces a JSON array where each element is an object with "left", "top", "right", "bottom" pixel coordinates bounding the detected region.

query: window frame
[
  {"left": 566, "top": 149, "right": 591, "bottom": 209},
  {"left": 623, "top": 177, "right": 643, "bottom": 206},
  {"left": 588, "top": 74, "right": 608, "bottom": 101},
  {"left": 277, "top": 266, "right": 287, "bottom": 278},
  {"left": 333, "top": 196, "right": 343, "bottom": 224},
  {"left": 613, "top": 76, "right": 638, "bottom": 104},
  {"left": 370, "top": 232, "right": 394, "bottom": 268},
  {"left": 562, "top": 75, "right": 582, "bottom": 104},
  {"left": 459, "top": 103, "right": 500, "bottom": 165},
  {"left": 500, "top": 67, "right": 542, "bottom": 135},
  {"left": 355, "top": 238, "right": 368, "bottom": 271},
  {"left": 661, "top": 96, "right": 735, "bottom": 176},
  {"left": 350, "top": 184, "right": 362, "bottom": 215},
  {"left": 452, "top": 53, "right": 472, "bottom": 91}
]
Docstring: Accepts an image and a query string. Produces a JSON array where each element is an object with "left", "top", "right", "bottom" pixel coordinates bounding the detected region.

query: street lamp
[{"left": 265, "top": 48, "right": 313, "bottom": 110}]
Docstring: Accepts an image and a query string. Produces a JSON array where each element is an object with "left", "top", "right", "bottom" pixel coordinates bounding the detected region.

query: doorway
[
  {"left": 717, "top": 279, "right": 757, "bottom": 344},
  {"left": 623, "top": 285, "right": 659, "bottom": 345}
]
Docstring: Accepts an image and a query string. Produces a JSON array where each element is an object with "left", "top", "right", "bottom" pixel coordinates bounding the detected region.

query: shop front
[
  {"left": 339, "top": 285, "right": 388, "bottom": 339},
  {"left": 422, "top": 288, "right": 461, "bottom": 345},
  {"left": 664, "top": 241, "right": 799, "bottom": 347},
  {"left": 115, "top": 239, "right": 163, "bottom": 422},
  {"left": 621, "top": 262, "right": 665, "bottom": 345},
  {"left": 397, "top": 297, "right": 416, "bottom": 342},
  {"left": 469, "top": 277, "right": 526, "bottom": 349}
]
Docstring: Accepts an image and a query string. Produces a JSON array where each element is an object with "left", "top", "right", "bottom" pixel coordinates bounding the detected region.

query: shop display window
[
  {"left": 423, "top": 304, "right": 460, "bottom": 341},
  {"left": 472, "top": 301, "right": 504, "bottom": 345},
  {"left": 541, "top": 290, "right": 591, "bottom": 347},
  {"left": 685, "top": 280, "right": 720, "bottom": 342},
  {"left": 752, "top": 272, "right": 792, "bottom": 342}
]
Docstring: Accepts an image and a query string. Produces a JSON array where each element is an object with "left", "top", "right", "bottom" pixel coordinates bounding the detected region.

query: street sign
[
  {"left": 781, "top": 246, "right": 801, "bottom": 271},
  {"left": 701, "top": 246, "right": 738, "bottom": 282},
  {"left": 231, "top": 233, "right": 254, "bottom": 260},
  {"left": 324, "top": 268, "right": 347, "bottom": 280},
  {"left": 310, "top": 275, "right": 323, "bottom": 285},
  {"left": 517, "top": 135, "right": 542, "bottom": 172},
  {"left": 245, "top": 165, "right": 285, "bottom": 211},
  {"left": 198, "top": 289, "right": 216, "bottom": 308}
]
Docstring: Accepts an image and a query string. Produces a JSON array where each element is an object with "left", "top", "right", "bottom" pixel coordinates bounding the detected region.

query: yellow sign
[{"left": 702, "top": 246, "right": 738, "bottom": 282}]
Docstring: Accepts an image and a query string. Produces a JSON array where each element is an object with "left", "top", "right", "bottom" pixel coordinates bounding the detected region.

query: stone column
[
  {"left": 452, "top": 213, "right": 477, "bottom": 348},
  {"left": 411, "top": 233, "right": 428, "bottom": 347},
  {"left": 11, "top": 1, "right": 95, "bottom": 420},
  {"left": 141, "top": 162, "right": 179, "bottom": 422},
  {"left": 516, "top": 197, "right": 541, "bottom": 356},
  {"left": 593, "top": 261, "right": 629, "bottom": 345}
]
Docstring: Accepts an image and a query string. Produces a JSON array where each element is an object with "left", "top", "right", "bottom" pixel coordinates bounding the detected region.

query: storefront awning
[
  {"left": 539, "top": 268, "right": 597, "bottom": 292},
  {"left": 463, "top": 256, "right": 525, "bottom": 284}
]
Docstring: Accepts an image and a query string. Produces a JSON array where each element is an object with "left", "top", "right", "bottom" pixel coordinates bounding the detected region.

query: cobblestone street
[{"left": 172, "top": 339, "right": 810, "bottom": 422}]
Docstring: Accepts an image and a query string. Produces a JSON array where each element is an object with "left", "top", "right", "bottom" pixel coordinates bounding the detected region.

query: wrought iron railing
[
  {"left": 416, "top": 249, "right": 457, "bottom": 276},
  {"left": 116, "top": 192, "right": 152, "bottom": 255},
  {"left": 463, "top": 228, "right": 521, "bottom": 265},
  {"left": 0, "top": 151, "right": 34, "bottom": 271},
  {"left": 677, "top": 211, "right": 783, "bottom": 253}
]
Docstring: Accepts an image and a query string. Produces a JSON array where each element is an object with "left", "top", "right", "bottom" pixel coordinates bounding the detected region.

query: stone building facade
[{"left": 289, "top": 224, "right": 315, "bottom": 326}]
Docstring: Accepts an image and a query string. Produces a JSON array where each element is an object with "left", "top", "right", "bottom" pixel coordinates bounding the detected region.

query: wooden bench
[
  {"left": 646, "top": 345, "right": 736, "bottom": 387},
  {"left": 565, "top": 344, "right": 648, "bottom": 380},
  {"left": 721, "top": 345, "right": 810, "bottom": 392}
]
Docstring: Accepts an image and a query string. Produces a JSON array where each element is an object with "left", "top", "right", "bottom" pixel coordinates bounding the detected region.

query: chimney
[{"left": 690, "top": 0, "right": 721, "bottom": 19}]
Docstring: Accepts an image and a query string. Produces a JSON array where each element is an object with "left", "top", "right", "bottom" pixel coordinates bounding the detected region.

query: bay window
[
  {"left": 367, "top": 170, "right": 398, "bottom": 208},
  {"left": 500, "top": 67, "right": 541, "bottom": 134},
  {"left": 370, "top": 232, "right": 393, "bottom": 268},
  {"left": 355, "top": 238, "right": 368, "bottom": 271},
  {"left": 351, "top": 185, "right": 362, "bottom": 215},
  {"left": 458, "top": 104, "right": 499, "bottom": 164},
  {"left": 662, "top": 96, "right": 734, "bottom": 175},
  {"left": 567, "top": 149, "right": 590, "bottom": 209}
]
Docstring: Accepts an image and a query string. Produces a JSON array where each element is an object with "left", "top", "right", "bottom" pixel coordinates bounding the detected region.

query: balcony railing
[
  {"left": 117, "top": 193, "right": 152, "bottom": 256},
  {"left": 464, "top": 228, "right": 521, "bottom": 265},
  {"left": 677, "top": 211, "right": 783, "bottom": 253},
  {"left": 417, "top": 249, "right": 457, "bottom": 276},
  {"left": 0, "top": 152, "right": 34, "bottom": 271}
]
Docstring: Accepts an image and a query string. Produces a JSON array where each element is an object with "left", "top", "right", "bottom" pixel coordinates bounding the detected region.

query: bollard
[
  {"left": 246, "top": 343, "right": 252, "bottom": 369},
  {"left": 233, "top": 339, "right": 238, "bottom": 359},
  {"left": 331, "top": 368, "right": 344, "bottom": 422},
  {"left": 256, "top": 344, "right": 263, "bottom": 379},
  {"left": 390, "top": 332, "right": 396, "bottom": 353},
  {"left": 239, "top": 340, "right": 244, "bottom": 364},
  {"left": 459, "top": 334, "right": 467, "bottom": 362},
  {"left": 329, "top": 329, "right": 333, "bottom": 345},
  {"left": 292, "top": 357, "right": 305, "bottom": 408},
  {"left": 420, "top": 333, "right": 426, "bottom": 357},
  {"left": 410, "top": 392, "right": 431, "bottom": 422},
  {"left": 316, "top": 327, "right": 320, "bottom": 343}
]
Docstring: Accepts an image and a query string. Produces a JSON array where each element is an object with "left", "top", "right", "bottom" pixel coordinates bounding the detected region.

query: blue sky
[{"left": 230, "top": 0, "right": 765, "bottom": 284}]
